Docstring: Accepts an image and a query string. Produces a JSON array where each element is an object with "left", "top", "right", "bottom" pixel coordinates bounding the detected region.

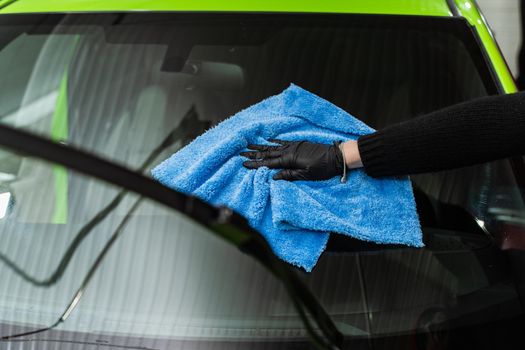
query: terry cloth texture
[{"left": 152, "top": 84, "right": 423, "bottom": 272}]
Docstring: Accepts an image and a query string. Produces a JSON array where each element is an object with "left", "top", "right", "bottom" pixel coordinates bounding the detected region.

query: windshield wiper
[{"left": 0, "top": 123, "right": 343, "bottom": 349}]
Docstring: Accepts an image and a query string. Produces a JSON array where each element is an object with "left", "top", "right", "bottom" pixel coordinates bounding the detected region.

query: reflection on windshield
[
  {"left": 0, "top": 105, "right": 196, "bottom": 288},
  {"left": 0, "top": 192, "right": 10, "bottom": 219},
  {"left": 0, "top": 149, "right": 318, "bottom": 345},
  {"left": 0, "top": 12, "right": 523, "bottom": 349}
]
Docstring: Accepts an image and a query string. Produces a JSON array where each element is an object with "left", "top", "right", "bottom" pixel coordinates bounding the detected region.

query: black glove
[{"left": 241, "top": 139, "right": 344, "bottom": 181}]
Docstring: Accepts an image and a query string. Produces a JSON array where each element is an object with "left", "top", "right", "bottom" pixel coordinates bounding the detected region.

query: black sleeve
[{"left": 357, "top": 92, "right": 525, "bottom": 178}]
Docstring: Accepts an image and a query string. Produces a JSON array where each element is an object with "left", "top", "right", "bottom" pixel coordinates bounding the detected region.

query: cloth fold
[{"left": 152, "top": 84, "right": 423, "bottom": 271}]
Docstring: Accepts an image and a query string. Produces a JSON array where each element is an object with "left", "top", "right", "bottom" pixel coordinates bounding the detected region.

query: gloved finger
[
  {"left": 273, "top": 169, "right": 309, "bottom": 181},
  {"left": 243, "top": 157, "right": 284, "bottom": 169},
  {"left": 247, "top": 144, "right": 280, "bottom": 152},
  {"left": 240, "top": 150, "right": 282, "bottom": 159},
  {"left": 240, "top": 151, "right": 259, "bottom": 159},
  {"left": 268, "top": 139, "right": 293, "bottom": 145}
]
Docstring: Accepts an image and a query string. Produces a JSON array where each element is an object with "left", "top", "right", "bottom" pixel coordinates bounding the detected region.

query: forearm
[
  {"left": 341, "top": 140, "right": 363, "bottom": 169},
  {"left": 347, "top": 92, "right": 525, "bottom": 177}
]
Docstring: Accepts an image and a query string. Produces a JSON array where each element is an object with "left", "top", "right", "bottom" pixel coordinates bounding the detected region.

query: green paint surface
[
  {"left": 454, "top": 0, "right": 517, "bottom": 93},
  {"left": 1, "top": 0, "right": 453, "bottom": 16},
  {"left": 0, "top": 0, "right": 17, "bottom": 10}
]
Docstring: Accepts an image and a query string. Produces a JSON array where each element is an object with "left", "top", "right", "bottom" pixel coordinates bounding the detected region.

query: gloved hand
[{"left": 240, "top": 139, "right": 344, "bottom": 181}]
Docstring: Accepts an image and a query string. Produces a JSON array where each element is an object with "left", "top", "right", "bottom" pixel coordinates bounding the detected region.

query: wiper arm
[{"left": 0, "top": 123, "right": 343, "bottom": 349}]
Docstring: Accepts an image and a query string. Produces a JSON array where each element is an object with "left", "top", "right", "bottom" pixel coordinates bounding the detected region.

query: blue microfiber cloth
[{"left": 152, "top": 84, "right": 423, "bottom": 271}]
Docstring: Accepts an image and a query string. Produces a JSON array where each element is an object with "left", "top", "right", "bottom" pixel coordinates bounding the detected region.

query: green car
[{"left": 0, "top": 0, "right": 523, "bottom": 349}]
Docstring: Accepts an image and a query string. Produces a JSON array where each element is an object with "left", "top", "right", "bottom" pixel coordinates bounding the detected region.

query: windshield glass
[
  {"left": 0, "top": 150, "right": 320, "bottom": 348},
  {"left": 0, "top": 12, "right": 524, "bottom": 349}
]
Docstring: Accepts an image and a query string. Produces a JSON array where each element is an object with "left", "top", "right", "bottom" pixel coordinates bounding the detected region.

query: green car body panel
[
  {"left": 1, "top": 0, "right": 453, "bottom": 16},
  {"left": 453, "top": 0, "right": 517, "bottom": 93}
]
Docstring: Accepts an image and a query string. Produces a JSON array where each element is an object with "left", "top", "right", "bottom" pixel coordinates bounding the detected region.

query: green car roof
[
  {"left": 0, "top": 0, "right": 516, "bottom": 93},
  {"left": 0, "top": 0, "right": 454, "bottom": 16}
]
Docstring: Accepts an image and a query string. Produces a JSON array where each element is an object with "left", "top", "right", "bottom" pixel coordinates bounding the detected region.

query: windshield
[
  {"left": 0, "top": 12, "right": 524, "bottom": 349},
  {"left": 0, "top": 151, "right": 319, "bottom": 346}
]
